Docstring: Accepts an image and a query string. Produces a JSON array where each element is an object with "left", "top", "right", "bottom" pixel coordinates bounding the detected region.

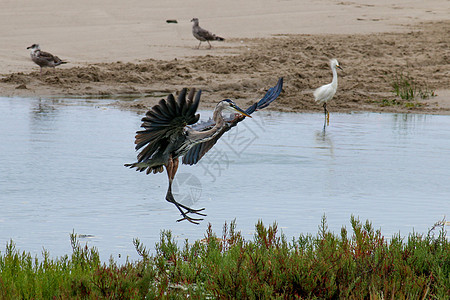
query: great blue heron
[
  {"left": 125, "top": 78, "right": 283, "bottom": 224},
  {"left": 313, "top": 59, "right": 342, "bottom": 126},
  {"left": 191, "top": 18, "right": 225, "bottom": 49},
  {"left": 26, "top": 44, "right": 67, "bottom": 75}
]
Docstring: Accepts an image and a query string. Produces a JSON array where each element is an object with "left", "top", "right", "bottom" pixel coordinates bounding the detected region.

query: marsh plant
[
  {"left": 0, "top": 216, "right": 449, "bottom": 299},
  {"left": 391, "top": 72, "right": 435, "bottom": 100}
]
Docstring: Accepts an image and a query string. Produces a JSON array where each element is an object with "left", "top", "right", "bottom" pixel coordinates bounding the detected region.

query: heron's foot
[
  {"left": 166, "top": 194, "right": 206, "bottom": 224},
  {"left": 176, "top": 202, "right": 206, "bottom": 215},
  {"left": 175, "top": 206, "right": 206, "bottom": 224},
  {"left": 175, "top": 204, "right": 206, "bottom": 224},
  {"left": 177, "top": 213, "right": 204, "bottom": 224}
]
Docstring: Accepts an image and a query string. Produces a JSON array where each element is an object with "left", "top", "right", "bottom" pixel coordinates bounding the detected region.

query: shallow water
[{"left": 1, "top": 97, "right": 449, "bottom": 263}]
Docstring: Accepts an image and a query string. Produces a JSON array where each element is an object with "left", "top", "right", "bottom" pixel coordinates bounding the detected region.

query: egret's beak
[
  {"left": 231, "top": 104, "right": 252, "bottom": 118},
  {"left": 337, "top": 65, "right": 343, "bottom": 71}
]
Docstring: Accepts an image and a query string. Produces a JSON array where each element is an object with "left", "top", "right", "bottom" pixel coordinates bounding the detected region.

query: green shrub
[{"left": 0, "top": 217, "right": 448, "bottom": 298}]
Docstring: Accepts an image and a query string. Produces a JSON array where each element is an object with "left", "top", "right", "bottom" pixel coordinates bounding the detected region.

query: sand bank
[{"left": 0, "top": 0, "right": 449, "bottom": 114}]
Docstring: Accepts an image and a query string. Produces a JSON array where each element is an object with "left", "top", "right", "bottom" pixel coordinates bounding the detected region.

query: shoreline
[{"left": 1, "top": 21, "right": 449, "bottom": 115}]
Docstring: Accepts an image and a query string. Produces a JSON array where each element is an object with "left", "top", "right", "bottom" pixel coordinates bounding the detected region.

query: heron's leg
[
  {"left": 165, "top": 157, "right": 206, "bottom": 224},
  {"left": 172, "top": 159, "right": 206, "bottom": 214},
  {"left": 197, "top": 41, "right": 202, "bottom": 49},
  {"left": 207, "top": 41, "right": 212, "bottom": 49}
]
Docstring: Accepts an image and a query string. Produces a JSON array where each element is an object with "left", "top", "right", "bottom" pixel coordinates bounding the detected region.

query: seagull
[
  {"left": 26, "top": 44, "right": 67, "bottom": 75},
  {"left": 313, "top": 58, "right": 343, "bottom": 126},
  {"left": 191, "top": 18, "right": 225, "bottom": 49}
]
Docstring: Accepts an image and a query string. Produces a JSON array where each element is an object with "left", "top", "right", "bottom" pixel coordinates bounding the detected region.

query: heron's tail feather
[
  {"left": 124, "top": 162, "right": 164, "bottom": 174},
  {"left": 214, "top": 35, "right": 225, "bottom": 41}
]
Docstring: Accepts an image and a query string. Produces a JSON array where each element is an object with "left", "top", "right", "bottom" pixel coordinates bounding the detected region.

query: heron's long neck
[
  {"left": 331, "top": 66, "right": 338, "bottom": 88},
  {"left": 190, "top": 106, "right": 226, "bottom": 143}
]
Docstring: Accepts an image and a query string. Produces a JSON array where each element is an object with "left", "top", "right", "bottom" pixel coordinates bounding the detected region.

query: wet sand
[{"left": 0, "top": 0, "right": 449, "bottom": 114}]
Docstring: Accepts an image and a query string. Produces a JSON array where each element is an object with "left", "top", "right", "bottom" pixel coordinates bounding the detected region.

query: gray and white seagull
[
  {"left": 26, "top": 44, "right": 67, "bottom": 75},
  {"left": 190, "top": 18, "right": 224, "bottom": 49}
]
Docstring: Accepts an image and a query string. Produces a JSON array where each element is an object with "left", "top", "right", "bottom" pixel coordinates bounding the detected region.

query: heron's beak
[
  {"left": 231, "top": 104, "right": 252, "bottom": 118},
  {"left": 337, "top": 65, "right": 343, "bottom": 71}
]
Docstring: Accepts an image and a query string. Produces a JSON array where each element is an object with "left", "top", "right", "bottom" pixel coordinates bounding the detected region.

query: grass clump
[
  {"left": 391, "top": 72, "right": 436, "bottom": 100},
  {"left": 0, "top": 216, "right": 449, "bottom": 299}
]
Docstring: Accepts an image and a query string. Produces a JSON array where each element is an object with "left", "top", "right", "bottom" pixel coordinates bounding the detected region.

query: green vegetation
[
  {"left": 379, "top": 98, "right": 402, "bottom": 107},
  {"left": 1, "top": 217, "right": 449, "bottom": 299},
  {"left": 377, "top": 98, "right": 424, "bottom": 108},
  {"left": 391, "top": 72, "right": 435, "bottom": 101}
]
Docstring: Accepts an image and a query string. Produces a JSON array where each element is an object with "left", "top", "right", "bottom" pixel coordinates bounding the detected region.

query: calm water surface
[{"left": 1, "top": 97, "right": 449, "bottom": 263}]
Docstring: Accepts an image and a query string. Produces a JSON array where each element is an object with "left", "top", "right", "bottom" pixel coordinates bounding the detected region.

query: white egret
[{"left": 313, "top": 58, "right": 343, "bottom": 125}]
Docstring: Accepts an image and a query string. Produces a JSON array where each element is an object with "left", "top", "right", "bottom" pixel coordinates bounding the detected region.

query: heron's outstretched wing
[
  {"left": 134, "top": 88, "right": 201, "bottom": 164},
  {"left": 182, "top": 77, "right": 283, "bottom": 165}
]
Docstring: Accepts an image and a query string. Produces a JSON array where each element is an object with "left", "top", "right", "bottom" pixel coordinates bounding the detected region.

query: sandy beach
[{"left": 0, "top": 0, "right": 449, "bottom": 114}]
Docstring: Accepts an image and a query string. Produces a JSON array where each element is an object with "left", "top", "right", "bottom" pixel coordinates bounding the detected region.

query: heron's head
[
  {"left": 191, "top": 18, "right": 199, "bottom": 25},
  {"left": 218, "top": 99, "right": 252, "bottom": 118},
  {"left": 27, "top": 44, "right": 40, "bottom": 50},
  {"left": 330, "top": 58, "right": 343, "bottom": 71}
]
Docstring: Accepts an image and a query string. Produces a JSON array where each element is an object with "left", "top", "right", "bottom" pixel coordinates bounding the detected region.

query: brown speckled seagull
[
  {"left": 26, "top": 44, "right": 67, "bottom": 75},
  {"left": 190, "top": 18, "right": 224, "bottom": 49}
]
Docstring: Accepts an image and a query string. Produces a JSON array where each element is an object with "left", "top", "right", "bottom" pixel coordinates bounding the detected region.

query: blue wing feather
[{"left": 182, "top": 77, "right": 283, "bottom": 165}]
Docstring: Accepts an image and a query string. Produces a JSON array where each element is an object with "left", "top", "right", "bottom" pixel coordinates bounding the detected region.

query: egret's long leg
[{"left": 323, "top": 103, "right": 330, "bottom": 126}]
